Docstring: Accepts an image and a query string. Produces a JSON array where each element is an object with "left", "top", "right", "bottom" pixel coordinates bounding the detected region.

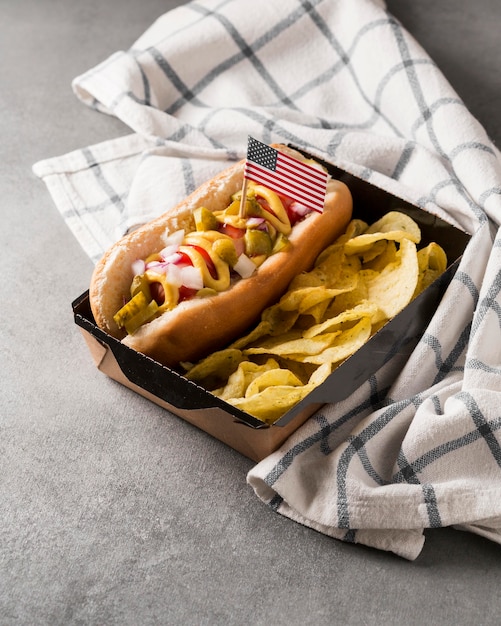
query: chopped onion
[
  {"left": 161, "top": 251, "right": 182, "bottom": 265},
  {"left": 145, "top": 260, "right": 167, "bottom": 275},
  {"left": 161, "top": 229, "right": 185, "bottom": 248},
  {"left": 290, "top": 201, "right": 310, "bottom": 217},
  {"left": 246, "top": 217, "right": 265, "bottom": 229},
  {"left": 131, "top": 259, "right": 146, "bottom": 276},
  {"left": 146, "top": 260, "right": 161, "bottom": 268},
  {"left": 180, "top": 265, "right": 204, "bottom": 290},
  {"left": 233, "top": 253, "right": 256, "bottom": 278},
  {"left": 165, "top": 263, "right": 183, "bottom": 287}
]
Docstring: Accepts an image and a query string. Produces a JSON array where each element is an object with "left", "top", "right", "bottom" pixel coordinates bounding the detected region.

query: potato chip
[
  {"left": 313, "top": 246, "right": 347, "bottom": 280},
  {"left": 276, "top": 358, "right": 316, "bottom": 383},
  {"left": 230, "top": 303, "right": 297, "bottom": 348},
  {"left": 224, "top": 362, "right": 333, "bottom": 422},
  {"left": 230, "top": 320, "right": 273, "bottom": 350},
  {"left": 363, "top": 240, "right": 397, "bottom": 272},
  {"left": 263, "top": 303, "right": 299, "bottom": 336},
  {"left": 315, "top": 219, "right": 368, "bottom": 265},
  {"left": 298, "top": 299, "right": 332, "bottom": 325},
  {"left": 245, "top": 368, "right": 303, "bottom": 397},
  {"left": 359, "top": 239, "right": 388, "bottom": 263},
  {"left": 228, "top": 386, "right": 313, "bottom": 424},
  {"left": 288, "top": 270, "right": 327, "bottom": 290},
  {"left": 413, "top": 242, "right": 448, "bottom": 297},
  {"left": 307, "top": 361, "right": 333, "bottom": 386},
  {"left": 244, "top": 330, "right": 341, "bottom": 358},
  {"left": 293, "top": 227, "right": 365, "bottom": 292},
  {"left": 358, "top": 237, "right": 419, "bottom": 320},
  {"left": 290, "top": 247, "right": 346, "bottom": 291},
  {"left": 303, "top": 300, "right": 380, "bottom": 338},
  {"left": 214, "top": 358, "right": 280, "bottom": 400},
  {"left": 343, "top": 211, "right": 421, "bottom": 255},
  {"left": 365, "top": 211, "right": 422, "bottom": 240},
  {"left": 325, "top": 278, "right": 369, "bottom": 318},
  {"left": 296, "top": 317, "right": 372, "bottom": 365},
  {"left": 185, "top": 211, "right": 447, "bottom": 425},
  {"left": 185, "top": 348, "right": 243, "bottom": 387},
  {"left": 279, "top": 287, "right": 350, "bottom": 314},
  {"left": 292, "top": 254, "right": 360, "bottom": 318},
  {"left": 421, "top": 241, "right": 447, "bottom": 272}
]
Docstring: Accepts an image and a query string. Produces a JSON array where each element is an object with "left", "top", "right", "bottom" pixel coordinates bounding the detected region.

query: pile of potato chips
[{"left": 184, "top": 211, "right": 447, "bottom": 424}]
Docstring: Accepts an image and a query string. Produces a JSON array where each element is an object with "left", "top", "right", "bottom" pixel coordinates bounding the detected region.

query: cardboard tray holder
[{"left": 73, "top": 159, "right": 471, "bottom": 461}]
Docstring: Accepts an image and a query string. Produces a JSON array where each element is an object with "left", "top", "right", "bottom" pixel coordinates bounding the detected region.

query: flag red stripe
[
  {"left": 276, "top": 159, "right": 327, "bottom": 199},
  {"left": 277, "top": 152, "right": 327, "bottom": 183},
  {"left": 244, "top": 163, "right": 325, "bottom": 212},
  {"left": 246, "top": 170, "right": 325, "bottom": 210},
  {"left": 243, "top": 139, "right": 328, "bottom": 213},
  {"left": 244, "top": 161, "right": 327, "bottom": 207},
  {"left": 244, "top": 160, "right": 327, "bottom": 200},
  {"left": 244, "top": 168, "right": 325, "bottom": 211}
]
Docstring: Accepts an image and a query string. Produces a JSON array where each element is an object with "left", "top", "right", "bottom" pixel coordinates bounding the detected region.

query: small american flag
[{"left": 244, "top": 137, "right": 328, "bottom": 213}]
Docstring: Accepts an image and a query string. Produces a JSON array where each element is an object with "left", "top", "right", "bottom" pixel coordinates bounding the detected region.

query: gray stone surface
[{"left": 2, "top": 1, "right": 500, "bottom": 624}]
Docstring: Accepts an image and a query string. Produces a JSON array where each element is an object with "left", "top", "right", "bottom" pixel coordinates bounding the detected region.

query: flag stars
[{"left": 247, "top": 137, "right": 277, "bottom": 171}]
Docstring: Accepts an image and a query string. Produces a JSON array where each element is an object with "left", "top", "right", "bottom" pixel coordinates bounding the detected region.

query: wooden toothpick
[{"left": 239, "top": 177, "right": 249, "bottom": 218}]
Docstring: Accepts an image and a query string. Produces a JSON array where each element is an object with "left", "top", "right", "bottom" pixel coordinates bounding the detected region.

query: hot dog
[{"left": 89, "top": 145, "right": 353, "bottom": 368}]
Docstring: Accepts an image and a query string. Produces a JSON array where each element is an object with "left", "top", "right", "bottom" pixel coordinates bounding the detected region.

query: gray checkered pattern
[{"left": 33, "top": 0, "right": 501, "bottom": 559}]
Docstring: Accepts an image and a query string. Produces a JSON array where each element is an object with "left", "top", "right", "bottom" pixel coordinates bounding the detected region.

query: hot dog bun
[{"left": 89, "top": 145, "right": 353, "bottom": 367}]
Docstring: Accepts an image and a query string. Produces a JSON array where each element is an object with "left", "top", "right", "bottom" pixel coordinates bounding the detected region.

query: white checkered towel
[{"left": 33, "top": 0, "right": 501, "bottom": 560}]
